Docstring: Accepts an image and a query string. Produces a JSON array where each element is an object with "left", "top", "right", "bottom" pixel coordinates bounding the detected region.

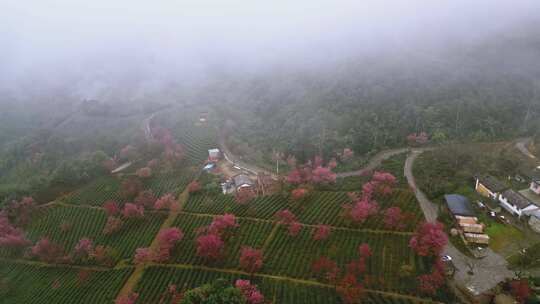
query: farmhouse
[
  {"left": 498, "top": 189, "right": 537, "bottom": 217},
  {"left": 232, "top": 174, "right": 255, "bottom": 191},
  {"left": 474, "top": 174, "right": 508, "bottom": 200},
  {"left": 444, "top": 194, "right": 489, "bottom": 244},
  {"left": 208, "top": 148, "right": 221, "bottom": 161}
]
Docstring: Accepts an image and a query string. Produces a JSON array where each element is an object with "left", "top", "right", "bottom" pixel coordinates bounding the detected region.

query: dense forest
[
  {"left": 2, "top": 24, "right": 540, "bottom": 202},
  {"left": 212, "top": 31, "right": 540, "bottom": 164}
]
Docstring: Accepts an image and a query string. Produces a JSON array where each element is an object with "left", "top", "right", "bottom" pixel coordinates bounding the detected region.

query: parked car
[
  {"left": 489, "top": 211, "right": 497, "bottom": 218},
  {"left": 441, "top": 255, "right": 452, "bottom": 262},
  {"left": 498, "top": 215, "right": 510, "bottom": 224},
  {"left": 476, "top": 201, "right": 485, "bottom": 209}
]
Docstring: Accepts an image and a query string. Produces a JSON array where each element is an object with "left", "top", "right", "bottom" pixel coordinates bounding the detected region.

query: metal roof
[
  {"left": 475, "top": 174, "right": 508, "bottom": 192},
  {"left": 444, "top": 194, "right": 475, "bottom": 216},
  {"left": 501, "top": 189, "right": 533, "bottom": 209},
  {"left": 233, "top": 174, "right": 254, "bottom": 187}
]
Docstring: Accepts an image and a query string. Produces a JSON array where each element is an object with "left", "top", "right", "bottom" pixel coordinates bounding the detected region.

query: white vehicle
[{"left": 441, "top": 255, "right": 452, "bottom": 262}]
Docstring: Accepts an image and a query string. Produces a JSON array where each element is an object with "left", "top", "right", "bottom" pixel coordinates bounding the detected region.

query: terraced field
[
  {"left": 65, "top": 176, "right": 123, "bottom": 206},
  {"left": 64, "top": 119, "right": 217, "bottom": 207},
  {"left": 263, "top": 226, "right": 425, "bottom": 293},
  {"left": 183, "top": 193, "right": 290, "bottom": 219},
  {"left": 0, "top": 117, "right": 445, "bottom": 303},
  {"left": 170, "top": 214, "right": 274, "bottom": 268},
  {"left": 175, "top": 124, "right": 218, "bottom": 167},
  {"left": 184, "top": 189, "right": 423, "bottom": 232},
  {"left": 134, "top": 266, "right": 437, "bottom": 304},
  {"left": 0, "top": 261, "right": 133, "bottom": 304},
  {"left": 10, "top": 205, "right": 166, "bottom": 259}
]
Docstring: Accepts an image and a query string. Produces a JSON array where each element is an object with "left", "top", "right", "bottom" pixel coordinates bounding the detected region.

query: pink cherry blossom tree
[
  {"left": 72, "top": 238, "right": 94, "bottom": 261},
  {"left": 122, "top": 203, "right": 144, "bottom": 219},
  {"left": 196, "top": 233, "right": 224, "bottom": 261},
  {"left": 409, "top": 222, "right": 448, "bottom": 257},
  {"left": 287, "top": 221, "right": 302, "bottom": 237},
  {"left": 136, "top": 167, "right": 152, "bottom": 178},
  {"left": 154, "top": 193, "right": 177, "bottom": 210},
  {"left": 275, "top": 209, "right": 297, "bottom": 224},
  {"left": 235, "top": 280, "right": 265, "bottom": 304},
  {"left": 134, "top": 190, "right": 157, "bottom": 209},
  {"left": 134, "top": 247, "right": 153, "bottom": 264},
  {"left": 291, "top": 187, "right": 309, "bottom": 202},
  {"left": 0, "top": 213, "right": 31, "bottom": 248},
  {"left": 311, "top": 256, "right": 340, "bottom": 283},
  {"left": 349, "top": 199, "right": 379, "bottom": 223},
  {"left": 5, "top": 196, "right": 37, "bottom": 226},
  {"left": 134, "top": 228, "right": 184, "bottom": 264},
  {"left": 30, "top": 238, "right": 65, "bottom": 263},
  {"left": 417, "top": 259, "right": 445, "bottom": 295},
  {"left": 312, "top": 166, "right": 337, "bottom": 184},
  {"left": 103, "top": 216, "right": 123, "bottom": 235},
  {"left": 383, "top": 207, "right": 406, "bottom": 230},
  {"left": 239, "top": 246, "right": 264, "bottom": 274},
  {"left": 208, "top": 213, "right": 239, "bottom": 236},
  {"left": 154, "top": 228, "right": 184, "bottom": 262},
  {"left": 103, "top": 201, "right": 120, "bottom": 217},
  {"left": 313, "top": 225, "right": 331, "bottom": 241},
  {"left": 115, "top": 292, "right": 139, "bottom": 304}
]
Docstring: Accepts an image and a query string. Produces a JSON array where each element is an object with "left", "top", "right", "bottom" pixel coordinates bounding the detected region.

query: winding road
[
  {"left": 404, "top": 149, "right": 513, "bottom": 296},
  {"left": 217, "top": 129, "right": 278, "bottom": 178},
  {"left": 336, "top": 148, "right": 410, "bottom": 178},
  {"left": 221, "top": 141, "right": 516, "bottom": 296},
  {"left": 516, "top": 137, "right": 537, "bottom": 160}
]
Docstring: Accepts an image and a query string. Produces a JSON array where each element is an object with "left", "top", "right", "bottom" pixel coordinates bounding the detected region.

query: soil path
[{"left": 404, "top": 149, "right": 514, "bottom": 296}]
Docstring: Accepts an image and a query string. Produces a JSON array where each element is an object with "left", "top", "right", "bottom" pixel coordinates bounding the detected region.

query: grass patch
[{"left": 485, "top": 222, "right": 525, "bottom": 253}]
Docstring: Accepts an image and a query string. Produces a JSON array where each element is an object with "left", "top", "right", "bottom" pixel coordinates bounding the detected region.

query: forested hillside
[{"left": 213, "top": 30, "right": 540, "bottom": 163}]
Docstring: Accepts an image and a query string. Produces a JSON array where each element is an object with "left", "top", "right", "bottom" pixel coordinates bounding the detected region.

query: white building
[
  {"left": 474, "top": 174, "right": 508, "bottom": 200},
  {"left": 530, "top": 179, "right": 540, "bottom": 195},
  {"left": 498, "top": 189, "right": 538, "bottom": 217},
  {"left": 208, "top": 148, "right": 221, "bottom": 160}
]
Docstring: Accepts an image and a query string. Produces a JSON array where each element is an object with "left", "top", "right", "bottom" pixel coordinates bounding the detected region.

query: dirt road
[
  {"left": 516, "top": 137, "right": 537, "bottom": 160},
  {"left": 404, "top": 149, "right": 514, "bottom": 295},
  {"left": 336, "top": 148, "right": 410, "bottom": 178},
  {"left": 217, "top": 131, "right": 277, "bottom": 179}
]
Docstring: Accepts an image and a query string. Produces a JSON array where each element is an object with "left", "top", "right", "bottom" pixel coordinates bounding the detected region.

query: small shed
[
  {"left": 460, "top": 223, "right": 485, "bottom": 234},
  {"left": 455, "top": 215, "right": 478, "bottom": 225},
  {"left": 445, "top": 194, "right": 475, "bottom": 217},
  {"left": 464, "top": 233, "right": 490, "bottom": 245},
  {"left": 208, "top": 148, "right": 221, "bottom": 161}
]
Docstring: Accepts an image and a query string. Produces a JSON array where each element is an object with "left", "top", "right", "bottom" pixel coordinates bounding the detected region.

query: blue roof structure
[
  {"left": 203, "top": 163, "right": 216, "bottom": 171},
  {"left": 444, "top": 194, "right": 475, "bottom": 217}
]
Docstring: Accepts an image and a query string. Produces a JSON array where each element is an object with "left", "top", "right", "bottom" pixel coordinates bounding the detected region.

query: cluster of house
[
  {"left": 205, "top": 148, "right": 278, "bottom": 196},
  {"left": 221, "top": 172, "right": 279, "bottom": 195},
  {"left": 474, "top": 168, "right": 540, "bottom": 233},
  {"left": 445, "top": 194, "right": 490, "bottom": 245},
  {"left": 222, "top": 173, "right": 256, "bottom": 194}
]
